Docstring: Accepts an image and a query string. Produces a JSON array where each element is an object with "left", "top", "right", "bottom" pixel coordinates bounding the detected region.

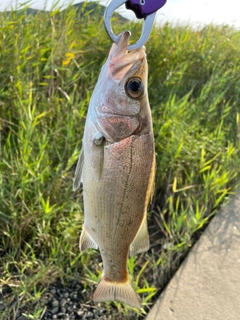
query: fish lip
[
  {"left": 108, "top": 31, "right": 146, "bottom": 80},
  {"left": 109, "top": 30, "right": 131, "bottom": 59}
]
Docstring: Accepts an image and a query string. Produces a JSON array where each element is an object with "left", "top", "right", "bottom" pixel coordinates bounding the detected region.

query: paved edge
[{"left": 146, "top": 192, "right": 240, "bottom": 320}]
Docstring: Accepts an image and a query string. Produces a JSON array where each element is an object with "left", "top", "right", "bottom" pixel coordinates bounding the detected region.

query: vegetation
[{"left": 0, "top": 2, "right": 240, "bottom": 318}]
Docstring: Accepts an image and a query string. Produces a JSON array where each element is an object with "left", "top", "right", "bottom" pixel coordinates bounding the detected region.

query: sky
[{"left": 1, "top": 0, "right": 240, "bottom": 28}]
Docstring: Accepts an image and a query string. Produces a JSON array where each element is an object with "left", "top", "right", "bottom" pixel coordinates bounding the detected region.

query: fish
[{"left": 73, "top": 30, "right": 155, "bottom": 309}]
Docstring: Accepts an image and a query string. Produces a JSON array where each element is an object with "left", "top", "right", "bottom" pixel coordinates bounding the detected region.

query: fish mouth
[{"left": 107, "top": 31, "right": 146, "bottom": 81}]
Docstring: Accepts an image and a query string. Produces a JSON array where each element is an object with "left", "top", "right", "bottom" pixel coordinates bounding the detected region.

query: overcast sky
[{"left": 1, "top": 0, "right": 240, "bottom": 28}]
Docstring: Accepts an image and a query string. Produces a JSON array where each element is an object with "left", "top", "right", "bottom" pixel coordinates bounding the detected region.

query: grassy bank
[{"left": 0, "top": 3, "right": 240, "bottom": 319}]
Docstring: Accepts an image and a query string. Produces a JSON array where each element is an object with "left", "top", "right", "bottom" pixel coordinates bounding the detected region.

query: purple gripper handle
[{"left": 126, "top": 0, "right": 167, "bottom": 19}]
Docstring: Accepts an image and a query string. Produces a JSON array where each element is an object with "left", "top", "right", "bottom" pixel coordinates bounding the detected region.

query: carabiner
[{"left": 104, "top": 0, "right": 167, "bottom": 51}]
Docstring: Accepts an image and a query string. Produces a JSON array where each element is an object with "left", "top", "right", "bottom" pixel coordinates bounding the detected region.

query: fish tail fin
[{"left": 93, "top": 275, "right": 141, "bottom": 309}]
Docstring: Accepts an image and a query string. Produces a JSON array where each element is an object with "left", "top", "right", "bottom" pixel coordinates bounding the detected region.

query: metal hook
[{"left": 104, "top": 0, "right": 157, "bottom": 50}]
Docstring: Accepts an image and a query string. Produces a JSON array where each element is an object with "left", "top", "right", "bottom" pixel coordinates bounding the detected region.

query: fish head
[{"left": 91, "top": 31, "right": 150, "bottom": 142}]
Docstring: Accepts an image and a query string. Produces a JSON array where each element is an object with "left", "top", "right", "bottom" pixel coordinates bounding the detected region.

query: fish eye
[{"left": 125, "top": 77, "right": 144, "bottom": 99}]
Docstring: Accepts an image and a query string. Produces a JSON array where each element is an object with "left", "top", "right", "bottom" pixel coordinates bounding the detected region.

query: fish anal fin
[
  {"left": 79, "top": 225, "right": 98, "bottom": 251},
  {"left": 93, "top": 275, "right": 141, "bottom": 309},
  {"left": 130, "top": 215, "right": 149, "bottom": 257},
  {"left": 73, "top": 148, "right": 84, "bottom": 192}
]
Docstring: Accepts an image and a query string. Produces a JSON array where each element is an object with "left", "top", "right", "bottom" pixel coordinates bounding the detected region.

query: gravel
[
  {"left": 40, "top": 280, "right": 111, "bottom": 320},
  {"left": 0, "top": 280, "right": 129, "bottom": 320}
]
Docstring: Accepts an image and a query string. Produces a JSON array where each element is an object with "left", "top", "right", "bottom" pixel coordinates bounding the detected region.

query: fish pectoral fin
[
  {"left": 93, "top": 275, "right": 141, "bottom": 309},
  {"left": 129, "top": 215, "right": 149, "bottom": 257},
  {"left": 79, "top": 226, "right": 98, "bottom": 251},
  {"left": 73, "top": 148, "right": 84, "bottom": 192}
]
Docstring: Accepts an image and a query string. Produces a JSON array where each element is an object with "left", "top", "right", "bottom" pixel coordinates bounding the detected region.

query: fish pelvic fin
[
  {"left": 93, "top": 276, "right": 141, "bottom": 309},
  {"left": 130, "top": 214, "right": 149, "bottom": 257},
  {"left": 79, "top": 225, "right": 98, "bottom": 251},
  {"left": 73, "top": 148, "right": 84, "bottom": 192}
]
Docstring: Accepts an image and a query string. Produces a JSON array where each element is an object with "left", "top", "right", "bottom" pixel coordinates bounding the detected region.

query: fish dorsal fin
[
  {"left": 73, "top": 148, "right": 84, "bottom": 191},
  {"left": 129, "top": 153, "right": 155, "bottom": 257},
  {"left": 79, "top": 225, "right": 98, "bottom": 251},
  {"left": 129, "top": 215, "right": 149, "bottom": 257},
  {"left": 147, "top": 153, "right": 156, "bottom": 209}
]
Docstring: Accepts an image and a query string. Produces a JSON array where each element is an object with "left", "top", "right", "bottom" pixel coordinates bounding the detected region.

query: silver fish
[{"left": 73, "top": 31, "right": 155, "bottom": 309}]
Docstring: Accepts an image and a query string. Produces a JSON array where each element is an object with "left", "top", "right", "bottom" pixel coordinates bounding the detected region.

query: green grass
[{"left": 1, "top": 2, "right": 240, "bottom": 319}]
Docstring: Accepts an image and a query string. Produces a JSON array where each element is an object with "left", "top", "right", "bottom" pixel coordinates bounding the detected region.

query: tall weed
[{"left": 0, "top": 3, "right": 240, "bottom": 318}]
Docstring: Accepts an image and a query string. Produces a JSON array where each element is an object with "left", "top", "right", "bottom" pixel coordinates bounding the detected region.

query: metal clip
[{"left": 104, "top": 0, "right": 167, "bottom": 50}]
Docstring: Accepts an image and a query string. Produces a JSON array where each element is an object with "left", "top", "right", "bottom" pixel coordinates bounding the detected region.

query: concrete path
[{"left": 146, "top": 193, "right": 240, "bottom": 320}]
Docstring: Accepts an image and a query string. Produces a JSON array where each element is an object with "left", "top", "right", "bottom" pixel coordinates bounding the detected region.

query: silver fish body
[{"left": 73, "top": 31, "right": 155, "bottom": 309}]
